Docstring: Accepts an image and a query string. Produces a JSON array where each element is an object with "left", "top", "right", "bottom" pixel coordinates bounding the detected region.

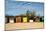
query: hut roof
[{"left": 5, "top": 16, "right": 14, "bottom": 18}]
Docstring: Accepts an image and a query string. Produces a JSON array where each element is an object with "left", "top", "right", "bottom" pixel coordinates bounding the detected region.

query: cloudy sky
[{"left": 5, "top": 0, "right": 44, "bottom": 16}]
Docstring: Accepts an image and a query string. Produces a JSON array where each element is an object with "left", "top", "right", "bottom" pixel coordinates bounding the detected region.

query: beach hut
[
  {"left": 23, "top": 16, "right": 27, "bottom": 23},
  {"left": 9, "top": 16, "right": 14, "bottom": 23},
  {"left": 34, "top": 16, "right": 40, "bottom": 22},
  {"left": 29, "top": 16, "right": 33, "bottom": 22},
  {"left": 15, "top": 16, "right": 22, "bottom": 23},
  {"left": 5, "top": 16, "right": 9, "bottom": 23}
]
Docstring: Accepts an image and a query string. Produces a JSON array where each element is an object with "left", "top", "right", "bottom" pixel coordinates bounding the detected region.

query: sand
[{"left": 5, "top": 22, "right": 44, "bottom": 31}]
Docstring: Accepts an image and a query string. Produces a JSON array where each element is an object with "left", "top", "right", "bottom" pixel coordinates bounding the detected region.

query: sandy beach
[{"left": 5, "top": 22, "right": 44, "bottom": 31}]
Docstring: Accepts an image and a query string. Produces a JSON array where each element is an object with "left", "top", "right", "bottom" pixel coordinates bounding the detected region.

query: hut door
[
  {"left": 5, "top": 17, "right": 9, "bottom": 23},
  {"left": 16, "top": 17, "right": 21, "bottom": 23},
  {"left": 23, "top": 17, "right": 27, "bottom": 23},
  {"left": 9, "top": 18, "right": 14, "bottom": 23}
]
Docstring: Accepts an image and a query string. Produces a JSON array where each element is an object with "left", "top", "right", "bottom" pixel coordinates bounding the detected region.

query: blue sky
[{"left": 5, "top": 0, "right": 44, "bottom": 16}]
